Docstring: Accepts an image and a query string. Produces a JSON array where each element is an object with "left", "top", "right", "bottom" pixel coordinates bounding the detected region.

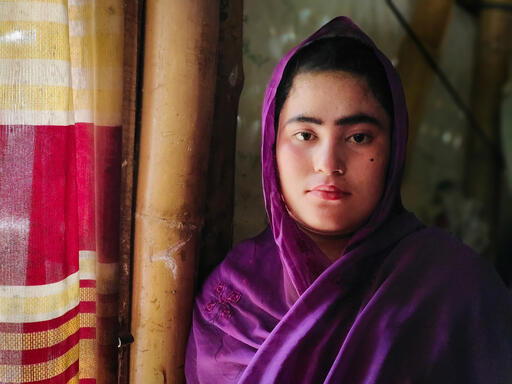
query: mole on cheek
[{"left": 370, "top": 158, "right": 375, "bottom": 162}]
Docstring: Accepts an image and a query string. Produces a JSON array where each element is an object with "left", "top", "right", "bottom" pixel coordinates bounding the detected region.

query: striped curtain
[{"left": 0, "top": 0, "right": 124, "bottom": 382}]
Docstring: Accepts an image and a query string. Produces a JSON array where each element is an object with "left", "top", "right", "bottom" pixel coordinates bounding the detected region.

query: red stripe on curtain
[
  {"left": 0, "top": 126, "right": 38, "bottom": 286},
  {"left": 95, "top": 125, "right": 122, "bottom": 264},
  {"left": 80, "top": 280, "right": 96, "bottom": 289},
  {"left": 22, "top": 334, "right": 79, "bottom": 365},
  {"left": 80, "top": 302, "right": 95, "bottom": 314},
  {"left": 79, "top": 379, "right": 96, "bottom": 384},
  {"left": 76, "top": 123, "right": 96, "bottom": 251},
  {"left": 26, "top": 125, "right": 79, "bottom": 286},
  {"left": 9, "top": 332, "right": 79, "bottom": 365},
  {"left": 80, "top": 327, "right": 96, "bottom": 339}
]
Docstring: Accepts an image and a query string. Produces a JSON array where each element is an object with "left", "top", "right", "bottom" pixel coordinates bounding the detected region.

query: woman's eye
[
  {"left": 295, "top": 132, "right": 314, "bottom": 141},
  {"left": 348, "top": 133, "right": 372, "bottom": 144}
]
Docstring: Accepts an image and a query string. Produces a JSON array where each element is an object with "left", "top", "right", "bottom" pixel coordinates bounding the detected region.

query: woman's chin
[
  {"left": 296, "top": 219, "right": 357, "bottom": 238},
  {"left": 287, "top": 208, "right": 366, "bottom": 238}
]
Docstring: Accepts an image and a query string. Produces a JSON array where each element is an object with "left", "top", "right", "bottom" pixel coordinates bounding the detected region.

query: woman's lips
[{"left": 308, "top": 185, "right": 351, "bottom": 201}]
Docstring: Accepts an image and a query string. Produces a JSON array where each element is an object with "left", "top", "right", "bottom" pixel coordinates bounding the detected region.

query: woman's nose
[{"left": 314, "top": 141, "right": 346, "bottom": 175}]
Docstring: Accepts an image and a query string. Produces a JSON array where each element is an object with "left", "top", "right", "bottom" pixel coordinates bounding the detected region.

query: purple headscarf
[{"left": 185, "top": 17, "right": 512, "bottom": 383}]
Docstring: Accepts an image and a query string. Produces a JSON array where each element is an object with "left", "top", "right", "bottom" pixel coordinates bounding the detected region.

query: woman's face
[{"left": 276, "top": 70, "right": 391, "bottom": 236}]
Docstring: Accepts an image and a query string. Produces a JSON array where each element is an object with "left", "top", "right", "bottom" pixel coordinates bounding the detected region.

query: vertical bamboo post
[
  {"left": 118, "top": 0, "right": 144, "bottom": 382},
  {"left": 397, "top": 0, "right": 453, "bottom": 151},
  {"left": 129, "top": 1, "right": 219, "bottom": 383},
  {"left": 464, "top": 0, "right": 512, "bottom": 259},
  {"left": 198, "top": 0, "right": 244, "bottom": 286},
  {"left": 396, "top": 0, "right": 454, "bottom": 158},
  {"left": 397, "top": 0, "right": 454, "bottom": 211}
]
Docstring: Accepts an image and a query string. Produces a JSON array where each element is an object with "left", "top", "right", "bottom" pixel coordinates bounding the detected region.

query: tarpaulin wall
[{"left": 0, "top": 0, "right": 124, "bottom": 382}]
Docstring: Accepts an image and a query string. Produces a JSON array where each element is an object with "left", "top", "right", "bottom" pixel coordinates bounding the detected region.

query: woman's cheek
[
  {"left": 280, "top": 140, "right": 308, "bottom": 166},
  {"left": 277, "top": 140, "right": 302, "bottom": 179},
  {"left": 371, "top": 154, "right": 389, "bottom": 196}
]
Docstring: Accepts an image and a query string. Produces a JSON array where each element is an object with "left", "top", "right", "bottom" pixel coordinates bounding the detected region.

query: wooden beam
[
  {"left": 198, "top": 0, "right": 244, "bottom": 287},
  {"left": 117, "top": 0, "right": 144, "bottom": 382},
  {"left": 129, "top": 0, "right": 219, "bottom": 383}
]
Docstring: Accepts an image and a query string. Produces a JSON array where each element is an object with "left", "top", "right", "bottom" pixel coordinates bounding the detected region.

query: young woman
[{"left": 185, "top": 17, "right": 512, "bottom": 383}]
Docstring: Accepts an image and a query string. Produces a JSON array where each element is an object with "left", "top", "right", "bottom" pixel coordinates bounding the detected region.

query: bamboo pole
[
  {"left": 129, "top": 1, "right": 219, "bottom": 383},
  {"left": 397, "top": 0, "right": 454, "bottom": 211},
  {"left": 198, "top": 0, "right": 244, "bottom": 286},
  {"left": 396, "top": 0, "right": 454, "bottom": 159},
  {"left": 117, "top": 0, "right": 143, "bottom": 382},
  {"left": 463, "top": 0, "right": 512, "bottom": 259}
]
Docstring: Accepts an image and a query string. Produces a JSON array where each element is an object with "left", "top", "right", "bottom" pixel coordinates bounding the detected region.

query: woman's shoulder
[
  {"left": 191, "top": 227, "right": 284, "bottom": 342},
  {"left": 216, "top": 226, "right": 279, "bottom": 277},
  {"left": 398, "top": 226, "right": 495, "bottom": 273},
  {"left": 382, "top": 225, "right": 511, "bottom": 304}
]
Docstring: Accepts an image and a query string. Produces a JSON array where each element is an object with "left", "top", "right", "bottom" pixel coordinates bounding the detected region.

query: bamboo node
[{"left": 136, "top": 212, "right": 202, "bottom": 231}]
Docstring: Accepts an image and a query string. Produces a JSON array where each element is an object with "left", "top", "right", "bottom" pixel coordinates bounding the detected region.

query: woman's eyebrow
[
  {"left": 284, "top": 115, "right": 323, "bottom": 126},
  {"left": 335, "top": 113, "right": 382, "bottom": 128},
  {"left": 284, "top": 113, "right": 382, "bottom": 128}
]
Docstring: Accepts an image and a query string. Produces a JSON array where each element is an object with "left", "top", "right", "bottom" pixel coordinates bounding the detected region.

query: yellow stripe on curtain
[
  {"left": 0, "top": 281, "right": 94, "bottom": 323},
  {"left": 0, "top": 60, "right": 121, "bottom": 90},
  {"left": 0, "top": 2, "right": 68, "bottom": 23},
  {"left": 0, "top": 339, "right": 96, "bottom": 382},
  {"left": 0, "top": 0, "right": 65, "bottom": 3},
  {"left": 0, "top": 84, "right": 121, "bottom": 115},
  {"left": 0, "top": 21, "right": 70, "bottom": 61},
  {"left": 0, "top": 273, "right": 79, "bottom": 298},
  {"left": 79, "top": 338, "right": 96, "bottom": 379},
  {"left": 79, "top": 250, "right": 96, "bottom": 279},
  {"left": 0, "top": 84, "right": 73, "bottom": 110},
  {"left": 0, "top": 344, "right": 78, "bottom": 383},
  {"left": 0, "top": 313, "right": 95, "bottom": 351}
]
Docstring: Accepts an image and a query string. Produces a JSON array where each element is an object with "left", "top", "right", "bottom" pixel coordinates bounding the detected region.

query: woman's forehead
[{"left": 280, "top": 71, "right": 390, "bottom": 128}]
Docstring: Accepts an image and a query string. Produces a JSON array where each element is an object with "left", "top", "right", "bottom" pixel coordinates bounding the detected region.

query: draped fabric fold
[{"left": 0, "top": 1, "right": 124, "bottom": 382}]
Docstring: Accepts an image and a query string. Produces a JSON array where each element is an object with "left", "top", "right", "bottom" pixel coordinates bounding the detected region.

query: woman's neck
[
  {"left": 299, "top": 226, "right": 352, "bottom": 262},
  {"left": 286, "top": 208, "right": 353, "bottom": 262}
]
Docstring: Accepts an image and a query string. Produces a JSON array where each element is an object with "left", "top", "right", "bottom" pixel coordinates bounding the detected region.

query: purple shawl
[{"left": 185, "top": 17, "right": 512, "bottom": 383}]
